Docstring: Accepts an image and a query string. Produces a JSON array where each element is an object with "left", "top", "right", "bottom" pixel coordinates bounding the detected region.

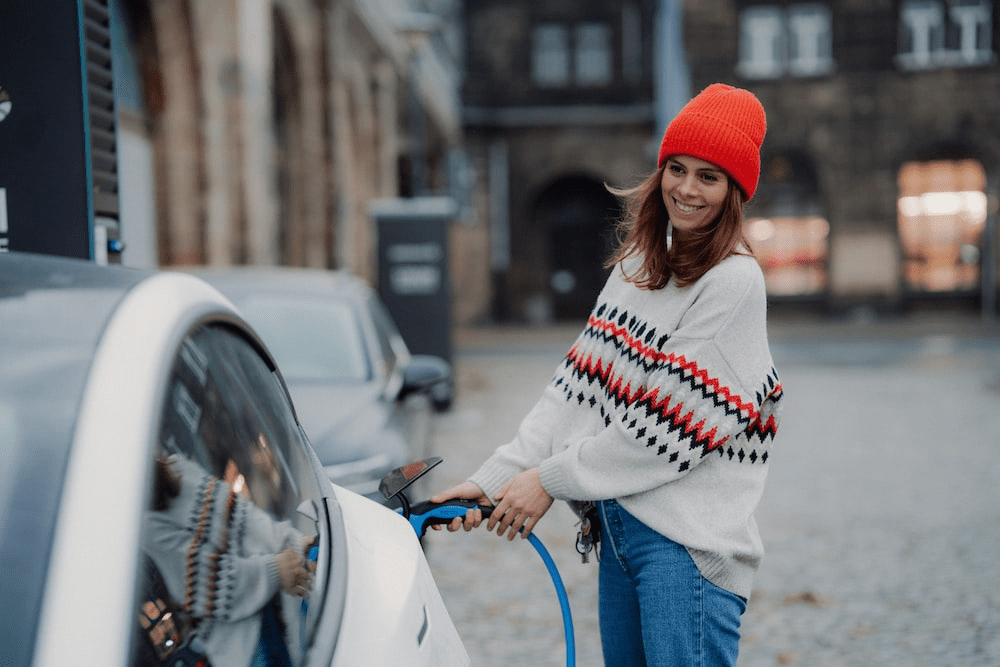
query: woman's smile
[{"left": 673, "top": 199, "right": 704, "bottom": 214}]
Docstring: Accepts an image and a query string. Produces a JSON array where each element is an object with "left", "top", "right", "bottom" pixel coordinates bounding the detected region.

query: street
[{"left": 422, "top": 315, "right": 1000, "bottom": 666}]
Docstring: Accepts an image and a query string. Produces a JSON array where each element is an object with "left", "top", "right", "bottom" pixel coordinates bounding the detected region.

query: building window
[
  {"left": 532, "top": 21, "right": 613, "bottom": 87},
  {"left": 532, "top": 24, "right": 570, "bottom": 86},
  {"left": 898, "top": 0, "right": 993, "bottom": 70},
  {"left": 575, "top": 23, "right": 613, "bottom": 86},
  {"left": 739, "top": 7, "right": 785, "bottom": 79},
  {"left": 739, "top": 4, "right": 834, "bottom": 80},
  {"left": 898, "top": 160, "right": 988, "bottom": 292},
  {"left": 788, "top": 5, "right": 834, "bottom": 75}
]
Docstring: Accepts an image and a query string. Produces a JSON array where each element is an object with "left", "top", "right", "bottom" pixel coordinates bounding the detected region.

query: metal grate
[{"left": 84, "top": 0, "right": 118, "bottom": 218}]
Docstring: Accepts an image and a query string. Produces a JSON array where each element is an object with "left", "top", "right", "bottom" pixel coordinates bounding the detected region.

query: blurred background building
[
  {"left": 460, "top": 0, "right": 670, "bottom": 323},
  {"left": 26, "top": 0, "right": 994, "bottom": 324},
  {"left": 106, "top": 0, "right": 464, "bottom": 287},
  {"left": 716, "top": 0, "right": 999, "bottom": 317},
  {"left": 464, "top": 0, "right": 999, "bottom": 322}
]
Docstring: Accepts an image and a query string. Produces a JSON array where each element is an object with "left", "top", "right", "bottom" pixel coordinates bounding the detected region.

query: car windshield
[{"left": 236, "top": 294, "right": 370, "bottom": 383}]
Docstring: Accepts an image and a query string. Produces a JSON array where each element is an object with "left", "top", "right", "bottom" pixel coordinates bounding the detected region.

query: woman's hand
[
  {"left": 428, "top": 481, "right": 491, "bottom": 532},
  {"left": 276, "top": 547, "right": 311, "bottom": 597},
  {"left": 488, "top": 468, "right": 553, "bottom": 540}
]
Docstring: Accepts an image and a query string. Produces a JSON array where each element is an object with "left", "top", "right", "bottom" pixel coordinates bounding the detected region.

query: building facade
[
  {"left": 463, "top": 0, "right": 999, "bottom": 323},
  {"left": 682, "top": 0, "right": 999, "bottom": 313},
  {"left": 110, "top": 0, "right": 464, "bottom": 289},
  {"left": 461, "top": 0, "right": 669, "bottom": 323}
]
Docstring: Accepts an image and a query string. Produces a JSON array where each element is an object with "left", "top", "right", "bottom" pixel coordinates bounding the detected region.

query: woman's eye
[
  {"left": 701, "top": 173, "right": 719, "bottom": 182},
  {"left": 669, "top": 164, "right": 684, "bottom": 175}
]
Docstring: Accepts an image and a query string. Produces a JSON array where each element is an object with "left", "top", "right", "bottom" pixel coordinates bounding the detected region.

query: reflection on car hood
[{"left": 286, "top": 381, "right": 402, "bottom": 465}]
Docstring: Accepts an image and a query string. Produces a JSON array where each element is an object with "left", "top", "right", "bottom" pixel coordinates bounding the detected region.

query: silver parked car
[
  {"left": 0, "top": 252, "right": 468, "bottom": 667},
  {"left": 190, "top": 267, "right": 452, "bottom": 501}
]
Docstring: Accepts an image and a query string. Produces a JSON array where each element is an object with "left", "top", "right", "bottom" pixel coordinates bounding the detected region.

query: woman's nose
[{"left": 677, "top": 173, "right": 698, "bottom": 195}]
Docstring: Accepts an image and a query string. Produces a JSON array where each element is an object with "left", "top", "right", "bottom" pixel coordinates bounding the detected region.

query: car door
[{"left": 133, "top": 322, "right": 332, "bottom": 667}]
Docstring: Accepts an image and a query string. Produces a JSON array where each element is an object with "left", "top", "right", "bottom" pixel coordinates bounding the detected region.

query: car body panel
[
  {"left": 0, "top": 255, "right": 148, "bottom": 667},
  {"left": 326, "top": 487, "right": 466, "bottom": 666}
]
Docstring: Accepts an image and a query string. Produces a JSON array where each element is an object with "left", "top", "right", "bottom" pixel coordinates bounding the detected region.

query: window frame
[
  {"left": 574, "top": 22, "right": 613, "bottom": 86},
  {"left": 738, "top": 3, "right": 835, "bottom": 80},
  {"left": 531, "top": 23, "right": 571, "bottom": 87},
  {"left": 897, "top": 0, "right": 994, "bottom": 70}
]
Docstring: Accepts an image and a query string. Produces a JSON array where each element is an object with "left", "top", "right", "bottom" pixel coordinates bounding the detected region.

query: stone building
[
  {"left": 110, "top": 0, "right": 464, "bottom": 288},
  {"left": 462, "top": 0, "right": 999, "bottom": 322}
]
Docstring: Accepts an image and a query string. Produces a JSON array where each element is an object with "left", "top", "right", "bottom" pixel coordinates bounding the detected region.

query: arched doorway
[{"left": 533, "top": 175, "right": 620, "bottom": 320}]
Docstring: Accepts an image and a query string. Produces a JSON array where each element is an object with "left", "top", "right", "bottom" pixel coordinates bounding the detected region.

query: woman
[
  {"left": 431, "top": 83, "right": 783, "bottom": 666},
  {"left": 144, "top": 454, "right": 314, "bottom": 667}
]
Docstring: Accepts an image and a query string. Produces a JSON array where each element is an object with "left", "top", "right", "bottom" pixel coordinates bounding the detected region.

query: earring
[{"left": 665, "top": 221, "right": 673, "bottom": 251}]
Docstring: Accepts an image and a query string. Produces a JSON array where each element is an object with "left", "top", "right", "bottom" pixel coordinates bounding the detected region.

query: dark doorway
[{"left": 533, "top": 176, "right": 621, "bottom": 320}]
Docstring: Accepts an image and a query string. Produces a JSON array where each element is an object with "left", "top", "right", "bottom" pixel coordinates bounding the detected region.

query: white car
[{"left": 0, "top": 252, "right": 468, "bottom": 667}]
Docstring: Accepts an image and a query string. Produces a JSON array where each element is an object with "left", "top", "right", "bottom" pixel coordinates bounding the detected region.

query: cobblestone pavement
[{"left": 422, "top": 314, "right": 1000, "bottom": 667}]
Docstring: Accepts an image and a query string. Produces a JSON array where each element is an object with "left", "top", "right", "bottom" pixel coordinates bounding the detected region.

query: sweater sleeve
[
  {"left": 212, "top": 496, "right": 306, "bottom": 623},
  {"left": 468, "top": 381, "right": 570, "bottom": 500},
  {"left": 538, "top": 260, "right": 776, "bottom": 501}
]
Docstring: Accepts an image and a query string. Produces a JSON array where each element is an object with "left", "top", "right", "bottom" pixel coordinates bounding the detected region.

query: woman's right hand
[{"left": 428, "top": 481, "right": 491, "bottom": 532}]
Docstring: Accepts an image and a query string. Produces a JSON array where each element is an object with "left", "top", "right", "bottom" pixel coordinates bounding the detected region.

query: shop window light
[
  {"left": 897, "top": 159, "right": 987, "bottom": 292},
  {"left": 747, "top": 215, "right": 830, "bottom": 296}
]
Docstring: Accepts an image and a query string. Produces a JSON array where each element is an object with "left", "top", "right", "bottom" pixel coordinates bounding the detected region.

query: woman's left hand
[{"left": 488, "top": 468, "right": 553, "bottom": 540}]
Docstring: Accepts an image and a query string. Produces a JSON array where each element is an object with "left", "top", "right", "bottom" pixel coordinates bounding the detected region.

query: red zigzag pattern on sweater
[{"left": 565, "top": 314, "right": 780, "bottom": 456}]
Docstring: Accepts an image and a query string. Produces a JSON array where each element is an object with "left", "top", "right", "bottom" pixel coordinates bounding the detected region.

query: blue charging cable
[
  {"left": 401, "top": 500, "right": 576, "bottom": 667},
  {"left": 524, "top": 531, "right": 575, "bottom": 667}
]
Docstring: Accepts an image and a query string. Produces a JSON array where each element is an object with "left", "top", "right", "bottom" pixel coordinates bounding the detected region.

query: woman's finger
[
  {"left": 487, "top": 494, "right": 511, "bottom": 534},
  {"left": 506, "top": 512, "right": 528, "bottom": 541},
  {"left": 521, "top": 514, "right": 538, "bottom": 539}
]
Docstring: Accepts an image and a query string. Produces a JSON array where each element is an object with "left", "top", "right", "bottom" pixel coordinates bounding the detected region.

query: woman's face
[{"left": 660, "top": 155, "right": 730, "bottom": 234}]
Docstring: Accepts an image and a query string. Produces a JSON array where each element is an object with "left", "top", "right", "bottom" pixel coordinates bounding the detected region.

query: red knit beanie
[{"left": 657, "top": 83, "right": 767, "bottom": 201}]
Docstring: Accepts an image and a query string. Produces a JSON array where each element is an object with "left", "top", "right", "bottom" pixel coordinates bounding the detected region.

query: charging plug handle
[{"left": 406, "top": 500, "right": 494, "bottom": 537}]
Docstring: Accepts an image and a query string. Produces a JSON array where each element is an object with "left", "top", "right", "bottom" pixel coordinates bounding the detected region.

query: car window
[
  {"left": 237, "top": 294, "right": 370, "bottom": 383},
  {"left": 133, "top": 323, "right": 324, "bottom": 667},
  {"left": 365, "top": 293, "right": 401, "bottom": 373}
]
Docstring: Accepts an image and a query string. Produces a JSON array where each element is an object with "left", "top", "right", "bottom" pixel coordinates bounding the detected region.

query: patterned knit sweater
[
  {"left": 144, "top": 455, "right": 305, "bottom": 667},
  {"left": 469, "top": 254, "right": 783, "bottom": 598}
]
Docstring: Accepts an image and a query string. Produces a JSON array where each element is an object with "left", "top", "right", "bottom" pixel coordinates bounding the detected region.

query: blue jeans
[
  {"left": 251, "top": 599, "right": 293, "bottom": 667},
  {"left": 597, "top": 499, "right": 747, "bottom": 667}
]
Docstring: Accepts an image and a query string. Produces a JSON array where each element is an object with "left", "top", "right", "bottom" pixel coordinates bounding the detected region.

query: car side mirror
[{"left": 400, "top": 354, "right": 450, "bottom": 396}]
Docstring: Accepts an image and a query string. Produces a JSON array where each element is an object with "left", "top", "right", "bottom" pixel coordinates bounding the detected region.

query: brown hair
[
  {"left": 151, "top": 455, "right": 181, "bottom": 511},
  {"left": 605, "top": 165, "right": 753, "bottom": 289}
]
